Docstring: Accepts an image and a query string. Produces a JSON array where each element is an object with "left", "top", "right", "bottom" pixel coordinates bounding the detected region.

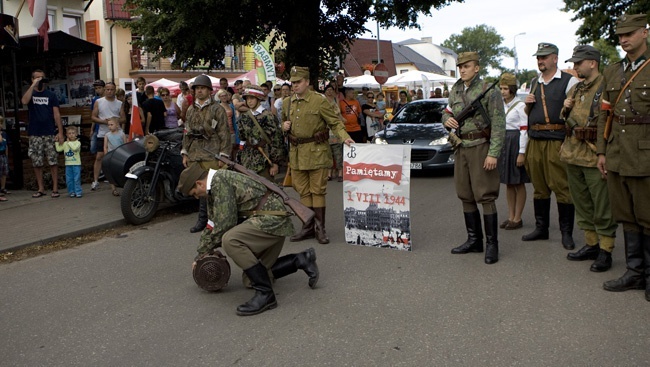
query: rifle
[
  {"left": 448, "top": 80, "right": 499, "bottom": 149},
  {"left": 203, "top": 148, "right": 315, "bottom": 225}
]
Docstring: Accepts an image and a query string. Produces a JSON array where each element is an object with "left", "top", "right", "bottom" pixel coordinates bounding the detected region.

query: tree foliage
[
  {"left": 593, "top": 39, "right": 622, "bottom": 68},
  {"left": 562, "top": 0, "right": 650, "bottom": 46},
  {"left": 125, "top": 0, "right": 462, "bottom": 83},
  {"left": 441, "top": 25, "right": 513, "bottom": 78}
]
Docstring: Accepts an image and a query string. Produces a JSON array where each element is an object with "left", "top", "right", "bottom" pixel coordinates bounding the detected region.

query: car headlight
[
  {"left": 429, "top": 136, "right": 448, "bottom": 146},
  {"left": 374, "top": 136, "right": 388, "bottom": 144}
]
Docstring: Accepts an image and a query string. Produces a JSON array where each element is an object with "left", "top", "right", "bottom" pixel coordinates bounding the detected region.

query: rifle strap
[
  {"left": 587, "top": 83, "right": 605, "bottom": 126},
  {"left": 611, "top": 58, "right": 650, "bottom": 115},
  {"left": 540, "top": 83, "right": 550, "bottom": 123},
  {"left": 246, "top": 110, "right": 272, "bottom": 145}
]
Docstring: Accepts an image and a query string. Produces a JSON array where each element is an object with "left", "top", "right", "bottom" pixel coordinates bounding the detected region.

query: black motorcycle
[{"left": 102, "top": 128, "right": 192, "bottom": 224}]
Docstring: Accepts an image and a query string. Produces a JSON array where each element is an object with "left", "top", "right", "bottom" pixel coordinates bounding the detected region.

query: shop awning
[{"left": 16, "top": 31, "right": 102, "bottom": 59}]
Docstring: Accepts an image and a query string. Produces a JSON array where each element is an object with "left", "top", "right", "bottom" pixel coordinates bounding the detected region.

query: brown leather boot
[
  {"left": 290, "top": 208, "right": 315, "bottom": 242},
  {"left": 314, "top": 207, "right": 329, "bottom": 244}
]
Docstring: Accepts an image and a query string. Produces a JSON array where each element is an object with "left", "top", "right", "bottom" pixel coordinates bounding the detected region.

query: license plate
[{"left": 410, "top": 162, "right": 422, "bottom": 169}]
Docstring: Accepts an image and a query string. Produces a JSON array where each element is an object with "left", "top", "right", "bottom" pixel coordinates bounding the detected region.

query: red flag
[
  {"left": 129, "top": 81, "right": 144, "bottom": 140},
  {"left": 28, "top": 0, "right": 49, "bottom": 51}
]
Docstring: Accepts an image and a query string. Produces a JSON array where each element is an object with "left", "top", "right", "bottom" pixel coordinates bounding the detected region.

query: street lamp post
[{"left": 514, "top": 32, "right": 526, "bottom": 74}]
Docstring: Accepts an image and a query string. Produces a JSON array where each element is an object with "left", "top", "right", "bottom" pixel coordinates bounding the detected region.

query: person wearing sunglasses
[{"left": 361, "top": 92, "right": 384, "bottom": 141}]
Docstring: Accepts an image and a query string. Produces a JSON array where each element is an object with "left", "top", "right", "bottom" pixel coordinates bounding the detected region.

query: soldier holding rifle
[{"left": 442, "top": 51, "right": 505, "bottom": 265}]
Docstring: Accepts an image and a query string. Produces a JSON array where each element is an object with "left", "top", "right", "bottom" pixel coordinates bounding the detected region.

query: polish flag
[
  {"left": 28, "top": 0, "right": 49, "bottom": 51},
  {"left": 129, "top": 81, "right": 145, "bottom": 140}
]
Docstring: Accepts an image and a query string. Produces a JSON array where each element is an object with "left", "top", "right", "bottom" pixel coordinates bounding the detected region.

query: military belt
[
  {"left": 531, "top": 123, "right": 565, "bottom": 131},
  {"left": 460, "top": 127, "right": 491, "bottom": 140},
  {"left": 186, "top": 132, "right": 206, "bottom": 139},
  {"left": 288, "top": 130, "right": 329, "bottom": 145},
  {"left": 617, "top": 115, "right": 650, "bottom": 125}
]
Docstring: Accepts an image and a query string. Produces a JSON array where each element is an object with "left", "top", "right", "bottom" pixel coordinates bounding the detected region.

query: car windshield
[{"left": 392, "top": 102, "right": 446, "bottom": 124}]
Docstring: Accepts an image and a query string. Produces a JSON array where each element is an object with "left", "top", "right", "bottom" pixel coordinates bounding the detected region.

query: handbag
[{"left": 282, "top": 167, "right": 292, "bottom": 187}]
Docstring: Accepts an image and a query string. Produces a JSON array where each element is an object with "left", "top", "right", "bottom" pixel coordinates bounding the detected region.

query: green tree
[
  {"left": 562, "top": 0, "right": 650, "bottom": 46},
  {"left": 593, "top": 39, "right": 622, "bottom": 69},
  {"left": 125, "top": 0, "right": 461, "bottom": 85},
  {"left": 441, "top": 24, "right": 514, "bottom": 78}
]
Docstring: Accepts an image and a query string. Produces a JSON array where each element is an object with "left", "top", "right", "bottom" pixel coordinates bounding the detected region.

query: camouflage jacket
[
  {"left": 198, "top": 169, "right": 295, "bottom": 255},
  {"left": 559, "top": 74, "right": 603, "bottom": 167},
  {"left": 597, "top": 48, "right": 650, "bottom": 176},
  {"left": 442, "top": 76, "right": 505, "bottom": 157},
  {"left": 282, "top": 89, "right": 351, "bottom": 170},
  {"left": 237, "top": 107, "right": 287, "bottom": 173},
  {"left": 181, "top": 99, "right": 230, "bottom": 162}
]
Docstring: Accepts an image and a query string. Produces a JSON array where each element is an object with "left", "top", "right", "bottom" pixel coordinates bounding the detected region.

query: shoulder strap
[
  {"left": 505, "top": 100, "right": 522, "bottom": 116},
  {"left": 245, "top": 110, "right": 271, "bottom": 145},
  {"left": 612, "top": 58, "right": 650, "bottom": 107}
]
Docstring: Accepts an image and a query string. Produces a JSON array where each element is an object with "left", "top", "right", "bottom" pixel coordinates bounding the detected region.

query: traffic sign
[{"left": 373, "top": 63, "right": 389, "bottom": 84}]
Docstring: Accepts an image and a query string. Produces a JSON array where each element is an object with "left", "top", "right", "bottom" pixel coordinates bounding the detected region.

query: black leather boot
[
  {"left": 603, "top": 231, "right": 646, "bottom": 292},
  {"left": 236, "top": 262, "right": 277, "bottom": 316},
  {"left": 451, "top": 211, "right": 483, "bottom": 254},
  {"left": 272, "top": 248, "right": 319, "bottom": 288},
  {"left": 484, "top": 213, "right": 499, "bottom": 264},
  {"left": 558, "top": 203, "right": 576, "bottom": 250},
  {"left": 190, "top": 197, "right": 208, "bottom": 233},
  {"left": 590, "top": 249, "right": 612, "bottom": 272},
  {"left": 314, "top": 207, "right": 329, "bottom": 244},
  {"left": 522, "top": 198, "right": 550, "bottom": 241},
  {"left": 290, "top": 207, "right": 315, "bottom": 242},
  {"left": 567, "top": 245, "right": 599, "bottom": 261}
]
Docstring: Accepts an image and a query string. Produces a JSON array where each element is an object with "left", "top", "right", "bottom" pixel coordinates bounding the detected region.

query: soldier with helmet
[
  {"left": 181, "top": 74, "right": 231, "bottom": 233},
  {"left": 442, "top": 51, "right": 505, "bottom": 264},
  {"left": 560, "top": 45, "right": 617, "bottom": 272},
  {"left": 598, "top": 14, "right": 650, "bottom": 301},
  {"left": 237, "top": 85, "right": 286, "bottom": 180},
  {"left": 281, "top": 66, "right": 354, "bottom": 244}
]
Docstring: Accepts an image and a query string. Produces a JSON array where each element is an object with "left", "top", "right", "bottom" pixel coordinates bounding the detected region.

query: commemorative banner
[{"left": 343, "top": 144, "right": 412, "bottom": 251}]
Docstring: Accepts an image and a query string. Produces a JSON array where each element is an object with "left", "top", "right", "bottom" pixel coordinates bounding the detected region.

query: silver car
[{"left": 373, "top": 99, "right": 454, "bottom": 170}]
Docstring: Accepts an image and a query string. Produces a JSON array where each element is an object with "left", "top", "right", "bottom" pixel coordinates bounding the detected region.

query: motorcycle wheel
[{"left": 121, "top": 171, "right": 160, "bottom": 225}]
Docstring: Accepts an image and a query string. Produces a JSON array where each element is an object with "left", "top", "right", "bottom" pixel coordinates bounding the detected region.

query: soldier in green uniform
[
  {"left": 281, "top": 67, "right": 354, "bottom": 244},
  {"left": 598, "top": 14, "right": 650, "bottom": 300},
  {"left": 181, "top": 75, "right": 231, "bottom": 233},
  {"left": 560, "top": 45, "right": 617, "bottom": 272},
  {"left": 523, "top": 43, "right": 580, "bottom": 250},
  {"left": 442, "top": 51, "right": 506, "bottom": 264},
  {"left": 237, "top": 85, "right": 286, "bottom": 180},
  {"left": 177, "top": 163, "right": 319, "bottom": 316}
]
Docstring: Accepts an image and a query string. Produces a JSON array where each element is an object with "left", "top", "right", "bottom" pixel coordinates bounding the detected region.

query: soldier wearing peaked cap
[
  {"left": 442, "top": 51, "right": 506, "bottom": 264},
  {"left": 281, "top": 66, "right": 354, "bottom": 244},
  {"left": 597, "top": 14, "right": 650, "bottom": 301},
  {"left": 561, "top": 44, "right": 617, "bottom": 272},
  {"left": 522, "top": 42, "right": 580, "bottom": 250},
  {"left": 177, "top": 162, "right": 320, "bottom": 316}
]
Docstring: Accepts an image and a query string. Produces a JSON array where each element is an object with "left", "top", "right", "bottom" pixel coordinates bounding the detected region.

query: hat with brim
[
  {"left": 565, "top": 45, "right": 601, "bottom": 63},
  {"left": 177, "top": 163, "right": 207, "bottom": 196},
  {"left": 289, "top": 66, "right": 310, "bottom": 82},
  {"left": 533, "top": 43, "right": 559, "bottom": 56},
  {"left": 457, "top": 51, "right": 479, "bottom": 66},
  {"left": 242, "top": 85, "right": 267, "bottom": 101},
  {"left": 616, "top": 13, "right": 648, "bottom": 35}
]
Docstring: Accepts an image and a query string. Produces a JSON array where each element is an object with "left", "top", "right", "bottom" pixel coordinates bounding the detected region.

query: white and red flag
[
  {"left": 129, "top": 81, "right": 145, "bottom": 140},
  {"left": 28, "top": 0, "right": 49, "bottom": 51}
]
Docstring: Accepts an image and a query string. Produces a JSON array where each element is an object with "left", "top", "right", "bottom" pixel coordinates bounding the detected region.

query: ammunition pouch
[
  {"left": 573, "top": 126, "right": 598, "bottom": 141},
  {"left": 193, "top": 250, "right": 231, "bottom": 292}
]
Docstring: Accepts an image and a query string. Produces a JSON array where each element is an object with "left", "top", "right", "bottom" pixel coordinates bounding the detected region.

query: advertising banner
[{"left": 343, "top": 144, "right": 412, "bottom": 251}]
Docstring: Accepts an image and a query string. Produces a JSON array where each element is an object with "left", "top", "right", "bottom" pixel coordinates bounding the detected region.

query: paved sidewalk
[{"left": 0, "top": 182, "right": 127, "bottom": 253}]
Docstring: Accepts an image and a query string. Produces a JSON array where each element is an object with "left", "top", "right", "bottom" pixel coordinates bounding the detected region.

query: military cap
[
  {"left": 500, "top": 73, "right": 517, "bottom": 86},
  {"left": 533, "top": 43, "right": 559, "bottom": 56},
  {"left": 616, "top": 13, "right": 648, "bottom": 35},
  {"left": 457, "top": 52, "right": 479, "bottom": 66},
  {"left": 289, "top": 66, "right": 310, "bottom": 82},
  {"left": 565, "top": 45, "right": 601, "bottom": 63},
  {"left": 177, "top": 162, "right": 207, "bottom": 196},
  {"left": 93, "top": 79, "right": 105, "bottom": 87},
  {"left": 242, "top": 85, "right": 267, "bottom": 101}
]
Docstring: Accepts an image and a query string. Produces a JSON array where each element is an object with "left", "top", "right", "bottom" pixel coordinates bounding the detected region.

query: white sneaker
[{"left": 91, "top": 181, "right": 99, "bottom": 191}]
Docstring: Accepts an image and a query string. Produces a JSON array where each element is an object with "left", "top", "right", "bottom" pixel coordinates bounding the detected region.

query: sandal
[
  {"left": 0, "top": 196, "right": 7, "bottom": 202},
  {"left": 51, "top": 191, "right": 60, "bottom": 198},
  {"left": 32, "top": 191, "right": 46, "bottom": 198},
  {"left": 112, "top": 190, "right": 120, "bottom": 197}
]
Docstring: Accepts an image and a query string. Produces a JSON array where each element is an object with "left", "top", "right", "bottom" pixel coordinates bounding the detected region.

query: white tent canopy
[
  {"left": 147, "top": 78, "right": 180, "bottom": 89},
  {"left": 385, "top": 70, "right": 456, "bottom": 87},
  {"left": 343, "top": 74, "right": 380, "bottom": 89}
]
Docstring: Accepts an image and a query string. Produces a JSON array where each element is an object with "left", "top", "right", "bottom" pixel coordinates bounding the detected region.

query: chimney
[{"left": 421, "top": 37, "right": 433, "bottom": 44}]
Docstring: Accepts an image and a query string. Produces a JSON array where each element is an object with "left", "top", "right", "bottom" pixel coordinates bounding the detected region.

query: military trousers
[
  {"left": 222, "top": 221, "right": 285, "bottom": 282},
  {"left": 292, "top": 168, "right": 328, "bottom": 208},
  {"left": 607, "top": 171, "right": 650, "bottom": 234},
  {"left": 566, "top": 163, "right": 617, "bottom": 237},
  {"left": 454, "top": 142, "right": 500, "bottom": 212},
  {"left": 525, "top": 139, "right": 571, "bottom": 203}
]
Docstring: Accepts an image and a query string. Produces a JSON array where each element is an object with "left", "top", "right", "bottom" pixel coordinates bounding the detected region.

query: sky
[{"left": 361, "top": 0, "right": 588, "bottom": 75}]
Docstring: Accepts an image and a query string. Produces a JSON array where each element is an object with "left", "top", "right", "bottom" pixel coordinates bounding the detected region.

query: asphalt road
[{"left": 2, "top": 172, "right": 650, "bottom": 366}]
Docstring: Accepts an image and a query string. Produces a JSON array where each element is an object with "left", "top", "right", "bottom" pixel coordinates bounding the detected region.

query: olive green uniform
[
  {"left": 561, "top": 75, "right": 617, "bottom": 250},
  {"left": 282, "top": 89, "right": 350, "bottom": 208},
  {"left": 442, "top": 76, "right": 505, "bottom": 213},
  {"left": 181, "top": 99, "right": 231, "bottom": 169}
]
